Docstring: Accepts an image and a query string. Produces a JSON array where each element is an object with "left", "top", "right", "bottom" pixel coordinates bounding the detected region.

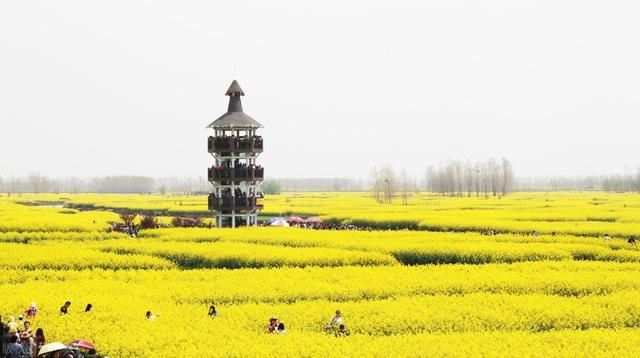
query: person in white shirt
[{"left": 326, "top": 310, "right": 343, "bottom": 332}]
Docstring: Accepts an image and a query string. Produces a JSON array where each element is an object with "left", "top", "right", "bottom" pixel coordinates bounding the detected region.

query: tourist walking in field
[
  {"left": 34, "top": 328, "right": 46, "bottom": 352},
  {"left": 2, "top": 322, "right": 12, "bottom": 357},
  {"left": 20, "top": 321, "right": 33, "bottom": 336},
  {"left": 5, "top": 334, "right": 27, "bottom": 358},
  {"left": 19, "top": 322, "right": 36, "bottom": 358},
  {"left": 268, "top": 318, "right": 279, "bottom": 333},
  {"left": 1, "top": 321, "right": 7, "bottom": 350},
  {"left": 7, "top": 316, "right": 19, "bottom": 334},
  {"left": 326, "top": 310, "right": 343, "bottom": 332},
  {"left": 85, "top": 304, "right": 93, "bottom": 312},
  {"left": 208, "top": 305, "right": 218, "bottom": 318},
  {"left": 60, "top": 301, "right": 71, "bottom": 315},
  {"left": 146, "top": 311, "right": 159, "bottom": 320},
  {"left": 24, "top": 303, "right": 37, "bottom": 318},
  {"left": 2, "top": 326, "right": 11, "bottom": 358}
]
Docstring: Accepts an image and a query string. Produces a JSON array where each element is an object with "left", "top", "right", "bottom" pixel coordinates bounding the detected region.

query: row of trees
[
  {"left": 0, "top": 175, "right": 210, "bottom": 194},
  {"left": 370, "top": 158, "right": 515, "bottom": 204},
  {"left": 369, "top": 166, "right": 415, "bottom": 204},
  {"left": 0, "top": 175, "right": 363, "bottom": 195},
  {"left": 602, "top": 173, "right": 640, "bottom": 192},
  {"left": 516, "top": 171, "right": 640, "bottom": 193},
  {"left": 271, "top": 178, "right": 366, "bottom": 192},
  {"left": 425, "top": 158, "right": 514, "bottom": 197},
  {"left": 3, "top": 164, "right": 640, "bottom": 195}
]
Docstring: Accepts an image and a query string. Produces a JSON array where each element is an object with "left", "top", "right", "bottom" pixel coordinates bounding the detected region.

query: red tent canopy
[{"left": 71, "top": 339, "right": 95, "bottom": 350}]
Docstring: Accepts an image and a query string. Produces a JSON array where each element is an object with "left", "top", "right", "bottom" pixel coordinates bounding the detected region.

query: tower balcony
[
  {"left": 208, "top": 136, "right": 263, "bottom": 154},
  {"left": 208, "top": 166, "right": 264, "bottom": 183},
  {"left": 208, "top": 194, "right": 263, "bottom": 211}
]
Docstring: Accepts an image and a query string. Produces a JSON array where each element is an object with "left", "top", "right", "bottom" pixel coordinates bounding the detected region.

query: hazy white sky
[{"left": 1, "top": 0, "right": 639, "bottom": 179}]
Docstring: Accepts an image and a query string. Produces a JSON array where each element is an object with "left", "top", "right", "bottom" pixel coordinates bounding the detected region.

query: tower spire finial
[{"left": 226, "top": 80, "right": 244, "bottom": 97}]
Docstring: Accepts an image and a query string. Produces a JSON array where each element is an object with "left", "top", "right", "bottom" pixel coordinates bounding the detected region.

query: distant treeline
[
  {"left": 517, "top": 174, "right": 640, "bottom": 192},
  {"left": 271, "top": 178, "right": 367, "bottom": 192},
  {"left": 0, "top": 175, "right": 209, "bottom": 194},
  {"left": 0, "top": 175, "right": 364, "bottom": 194},
  {"left": 0, "top": 168, "right": 639, "bottom": 194}
]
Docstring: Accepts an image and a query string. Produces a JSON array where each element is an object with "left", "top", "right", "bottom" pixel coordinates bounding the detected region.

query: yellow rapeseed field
[{"left": 1, "top": 192, "right": 640, "bottom": 357}]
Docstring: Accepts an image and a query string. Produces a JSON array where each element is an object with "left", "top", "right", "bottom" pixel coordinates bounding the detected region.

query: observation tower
[{"left": 207, "top": 80, "right": 264, "bottom": 228}]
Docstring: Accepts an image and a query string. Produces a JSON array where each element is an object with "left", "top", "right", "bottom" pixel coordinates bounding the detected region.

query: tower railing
[
  {"left": 208, "top": 136, "right": 264, "bottom": 154},
  {"left": 208, "top": 194, "right": 263, "bottom": 211},
  {"left": 208, "top": 166, "right": 265, "bottom": 182}
]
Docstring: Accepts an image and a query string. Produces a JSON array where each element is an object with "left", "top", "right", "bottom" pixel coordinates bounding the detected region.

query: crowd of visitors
[
  {"left": 144, "top": 304, "right": 350, "bottom": 337},
  {"left": 286, "top": 222, "right": 377, "bottom": 231},
  {"left": 210, "top": 134, "right": 263, "bottom": 153},
  {"left": 1, "top": 302, "right": 103, "bottom": 358},
  {"left": 210, "top": 160, "right": 264, "bottom": 181},
  {"left": 107, "top": 223, "right": 138, "bottom": 237},
  {"left": 4, "top": 301, "right": 350, "bottom": 357},
  {"left": 211, "top": 188, "right": 259, "bottom": 209}
]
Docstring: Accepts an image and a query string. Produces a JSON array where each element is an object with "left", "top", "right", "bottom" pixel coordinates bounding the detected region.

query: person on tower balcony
[
  {"left": 223, "top": 191, "right": 233, "bottom": 207},
  {"left": 241, "top": 163, "right": 248, "bottom": 177}
]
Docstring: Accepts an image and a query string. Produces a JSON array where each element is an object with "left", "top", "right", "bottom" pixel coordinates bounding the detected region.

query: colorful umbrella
[
  {"left": 287, "top": 216, "right": 304, "bottom": 223},
  {"left": 37, "top": 342, "right": 67, "bottom": 356},
  {"left": 266, "top": 217, "right": 285, "bottom": 225},
  {"left": 305, "top": 216, "right": 323, "bottom": 224},
  {"left": 269, "top": 218, "right": 290, "bottom": 227},
  {"left": 71, "top": 339, "right": 95, "bottom": 349}
]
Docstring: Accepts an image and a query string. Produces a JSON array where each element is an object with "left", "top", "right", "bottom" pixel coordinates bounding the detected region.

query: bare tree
[
  {"left": 474, "top": 163, "right": 481, "bottom": 197},
  {"left": 463, "top": 161, "right": 475, "bottom": 197},
  {"left": 369, "top": 167, "right": 382, "bottom": 203},
  {"left": 485, "top": 159, "right": 501, "bottom": 196},
  {"left": 425, "top": 166, "right": 436, "bottom": 194},
  {"left": 27, "top": 172, "right": 46, "bottom": 194},
  {"left": 453, "top": 160, "right": 464, "bottom": 197},
  {"left": 442, "top": 162, "right": 455, "bottom": 196},
  {"left": 400, "top": 169, "right": 410, "bottom": 205},
  {"left": 478, "top": 162, "right": 490, "bottom": 197},
  {"left": 501, "top": 158, "right": 514, "bottom": 196},
  {"left": 379, "top": 165, "right": 397, "bottom": 204}
]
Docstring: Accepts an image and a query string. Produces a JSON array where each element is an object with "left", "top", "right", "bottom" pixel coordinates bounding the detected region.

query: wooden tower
[{"left": 207, "top": 80, "right": 264, "bottom": 228}]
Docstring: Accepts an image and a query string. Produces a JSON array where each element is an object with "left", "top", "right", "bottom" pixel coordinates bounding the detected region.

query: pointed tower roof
[
  {"left": 207, "top": 80, "right": 263, "bottom": 129},
  {"left": 225, "top": 80, "right": 244, "bottom": 96}
]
